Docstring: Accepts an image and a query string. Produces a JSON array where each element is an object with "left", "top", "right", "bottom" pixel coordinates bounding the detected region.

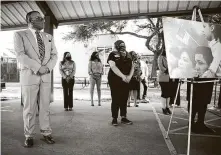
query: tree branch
[
  {"left": 146, "top": 17, "right": 155, "bottom": 28},
  {"left": 108, "top": 30, "right": 149, "bottom": 39}
]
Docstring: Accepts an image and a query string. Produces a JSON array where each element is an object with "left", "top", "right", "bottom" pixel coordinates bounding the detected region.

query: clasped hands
[
  {"left": 122, "top": 75, "right": 131, "bottom": 83},
  {"left": 66, "top": 76, "right": 72, "bottom": 83},
  {"left": 38, "top": 66, "right": 49, "bottom": 75}
]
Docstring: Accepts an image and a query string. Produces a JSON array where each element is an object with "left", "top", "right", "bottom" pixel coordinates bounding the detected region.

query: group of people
[
  {"left": 14, "top": 10, "right": 219, "bottom": 149},
  {"left": 14, "top": 11, "right": 150, "bottom": 147}
]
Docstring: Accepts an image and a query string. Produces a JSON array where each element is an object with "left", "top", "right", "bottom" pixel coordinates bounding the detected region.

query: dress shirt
[
  {"left": 140, "top": 60, "right": 149, "bottom": 80},
  {"left": 29, "top": 28, "right": 43, "bottom": 43}
]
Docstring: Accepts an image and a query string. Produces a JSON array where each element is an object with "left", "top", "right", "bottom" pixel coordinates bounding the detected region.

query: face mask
[
  {"left": 66, "top": 56, "right": 71, "bottom": 61},
  {"left": 119, "top": 46, "right": 126, "bottom": 51},
  {"left": 31, "top": 20, "right": 44, "bottom": 30}
]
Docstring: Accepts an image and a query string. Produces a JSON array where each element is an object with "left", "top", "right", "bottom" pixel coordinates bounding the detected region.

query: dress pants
[
  {"left": 137, "top": 79, "right": 148, "bottom": 99},
  {"left": 141, "top": 79, "right": 148, "bottom": 98},
  {"left": 108, "top": 78, "right": 129, "bottom": 118},
  {"left": 187, "top": 80, "right": 214, "bottom": 124},
  {"left": 22, "top": 81, "right": 52, "bottom": 138},
  {"left": 62, "top": 78, "right": 75, "bottom": 109}
]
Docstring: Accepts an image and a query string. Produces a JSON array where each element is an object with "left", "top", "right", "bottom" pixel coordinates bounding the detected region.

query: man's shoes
[
  {"left": 121, "top": 117, "right": 133, "bottom": 125},
  {"left": 24, "top": 137, "right": 34, "bottom": 148},
  {"left": 42, "top": 135, "right": 55, "bottom": 144},
  {"left": 98, "top": 104, "right": 101, "bottom": 106},
  {"left": 112, "top": 118, "right": 118, "bottom": 126},
  {"left": 91, "top": 104, "right": 94, "bottom": 106},
  {"left": 65, "top": 108, "right": 68, "bottom": 111},
  {"left": 166, "top": 107, "right": 172, "bottom": 114},
  {"left": 135, "top": 104, "right": 139, "bottom": 107},
  {"left": 69, "top": 108, "right": 73, "bottom": 111}
]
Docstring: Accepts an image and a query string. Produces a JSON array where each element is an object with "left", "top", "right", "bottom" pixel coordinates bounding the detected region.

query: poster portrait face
[{"left": 163, "top": 17, "right": 221, "bottom": 78}]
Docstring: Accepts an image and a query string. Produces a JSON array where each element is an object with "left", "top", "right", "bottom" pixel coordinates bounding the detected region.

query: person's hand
[
  {"left": 125, "top": 76, "right": 131, "bottom": 83},
  {"left": 66, "top": 76, "right": 71, "bottom": 83},
  {"left": 38, "top": 66, "right": 48, "bottom": 75},
  {"left": 121, "top": 75, "right": 128, "bottom": 83}
]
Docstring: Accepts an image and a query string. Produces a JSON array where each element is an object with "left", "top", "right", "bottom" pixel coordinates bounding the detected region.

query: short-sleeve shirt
[{"left": 107, "top": 51, "right": 132, "bottom": 81}]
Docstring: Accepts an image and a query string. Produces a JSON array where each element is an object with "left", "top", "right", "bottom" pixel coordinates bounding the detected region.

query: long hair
[
  {"left": 129, "top": 51, "right": 137, "bottom": 61},
  {"left": 90, "top": 51, "right": 101, "bottom": 62},
  {"left": 61, "top": 52, "right": 72, "bottom": 65}
]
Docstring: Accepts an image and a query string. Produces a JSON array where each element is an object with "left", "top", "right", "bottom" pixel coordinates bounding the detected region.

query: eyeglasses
[{"left": 31, "top": 16, "right": 44, "bottom": 22}]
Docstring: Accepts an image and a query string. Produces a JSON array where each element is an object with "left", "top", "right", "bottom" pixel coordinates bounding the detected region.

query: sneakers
[
  {"left": 112, "top": 118, "right": 133, "bottom": 125},
  {"left": 112, "top": 118, "right": 118, "bottom": 126},
  {"left": 121, "top": 118, "right": 133, "bottom": 125}
]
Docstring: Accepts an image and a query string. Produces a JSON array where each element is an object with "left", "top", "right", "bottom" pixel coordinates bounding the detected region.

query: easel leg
[
  {"left": 187, "top": 81, "right": 193, "bottom": 155},
  {"left": 166, "top": 80, "right": 181, "bottom": 139}
]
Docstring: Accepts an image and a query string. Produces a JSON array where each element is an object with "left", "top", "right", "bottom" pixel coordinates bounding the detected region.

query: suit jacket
[{"left": 14, "top": 29, "right": 58, "bottom": 85}]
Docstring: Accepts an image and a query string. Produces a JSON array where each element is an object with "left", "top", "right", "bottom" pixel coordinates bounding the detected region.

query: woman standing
[
  {"left": 158, "top": 47, "right": 172, "bottom": 115},
  {"left": 59, "top": 52, "right": 76, "bottom": 111},
  {"left": 107, "top": 40, "right": 134, "bottom": 126},
  {"left": 127, "top": 51, "right": 142, "bottom": 107},
  {"left": 88, "top": 51, "right": 104, "bottom": 106}
]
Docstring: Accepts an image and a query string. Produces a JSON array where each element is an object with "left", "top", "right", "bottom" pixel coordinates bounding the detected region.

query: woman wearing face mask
[
  {"left": 59, "top": 52, "right": 76, "bottom": 111},
  {"left": 107, "top": 40, "right": 134, "bottom": 126},
  {"left": 88, "top": 51, "right": 104, "bottom": 106}
]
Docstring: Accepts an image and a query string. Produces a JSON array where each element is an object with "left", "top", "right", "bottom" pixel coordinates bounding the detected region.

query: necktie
[{"left": 35, "top": 31, "right": 45, "bottom": 62}]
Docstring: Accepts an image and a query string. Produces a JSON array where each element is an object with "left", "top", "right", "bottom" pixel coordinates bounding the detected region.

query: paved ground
[
  {"left": 2, "top": 100, "right": 171, "bottom": 155},
  {"left": 1, "top": 83, "right": 221, "bottom": 155}
]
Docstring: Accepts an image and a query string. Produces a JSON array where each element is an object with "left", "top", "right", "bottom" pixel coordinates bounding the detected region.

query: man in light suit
[{"left": 14, "top": 11, "right": 58, "bottom": 147}]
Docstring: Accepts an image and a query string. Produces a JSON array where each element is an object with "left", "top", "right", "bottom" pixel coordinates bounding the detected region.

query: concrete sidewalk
[
  {"left": 1, "top": 99, "right": 171, "bottom": 155},
  {"left": 1, "top": 83, "right": 221, "bottom": 155}
]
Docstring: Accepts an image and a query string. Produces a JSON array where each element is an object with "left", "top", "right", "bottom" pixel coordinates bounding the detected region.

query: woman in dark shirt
[{"left": 107, "top": 40, "right": 134, "bottom": 126}]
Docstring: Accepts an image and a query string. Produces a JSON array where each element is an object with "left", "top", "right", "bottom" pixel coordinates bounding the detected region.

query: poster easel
[{"left": 164, "top": 6, "right": 220, "bottom": 155}]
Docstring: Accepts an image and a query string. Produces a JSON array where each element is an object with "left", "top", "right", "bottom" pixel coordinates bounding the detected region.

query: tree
[{"left": 63, "top": 17, "right": 164, "bottom": 78}]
